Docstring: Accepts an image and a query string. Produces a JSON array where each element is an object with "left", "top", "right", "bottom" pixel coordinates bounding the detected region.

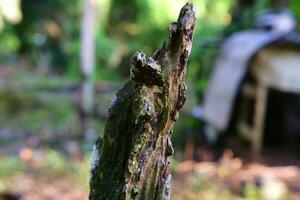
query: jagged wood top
[
  {"left": 89, "top": 3, "right": 196, "bottom": 200},
  {"left": 131, "top": 3, "right": 196, "bottom": 86}
]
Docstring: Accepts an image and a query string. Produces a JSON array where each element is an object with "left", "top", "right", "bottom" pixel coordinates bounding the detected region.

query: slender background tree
[{"left": 79, "top": 0, "right": 96, "bottom": 142}]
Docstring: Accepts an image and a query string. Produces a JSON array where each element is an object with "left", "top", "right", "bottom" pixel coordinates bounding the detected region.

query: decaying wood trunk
[{"left": 89, "top": 3, "right": 196, "bottom": 200}]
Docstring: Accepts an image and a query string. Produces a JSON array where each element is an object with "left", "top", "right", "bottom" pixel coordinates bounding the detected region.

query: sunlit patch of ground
[
  {"left": 0, "top": 148, "right": 90, "bottom": 200},
  {"left": 2, "top": 174, "right": 88, "bottom": 200},
  {"left": 171, "top": 149, "right": 300, "bottom": 200},
  {"left": 0, "top": 148, "right": 300, "bottom": 200}
]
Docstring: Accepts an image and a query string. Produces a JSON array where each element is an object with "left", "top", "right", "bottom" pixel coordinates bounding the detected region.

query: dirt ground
[
  {"left": 1, "top": 174, "right": 88, "bottom": 200},
  {"left": 0, "top": 148, "right": 300, "bottom": 200},
  {"left": 171, "top": 148, "right": 300, "bottom": 200}
]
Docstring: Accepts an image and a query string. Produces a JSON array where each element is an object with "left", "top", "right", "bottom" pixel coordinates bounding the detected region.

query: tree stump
[{"left": 89, "top": 3, "right": 196, "bottom": 200}]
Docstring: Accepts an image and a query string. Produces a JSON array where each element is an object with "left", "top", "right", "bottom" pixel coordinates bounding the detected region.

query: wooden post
[
  {"left": 252, "top": 81, "right": 268, "bottom": 154},
  {"left": 89, "top": 3, "right": 196, "bottom": 200}
]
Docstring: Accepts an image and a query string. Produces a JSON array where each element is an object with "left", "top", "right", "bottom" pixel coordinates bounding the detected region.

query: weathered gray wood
[
  {"left": 202, "top": 30, "right": 283, "bottom": 131},
  {"left": 89, "top": 3, "right": 196, "bottom": 200},
  {"left": 252, "top": 46, "right": 300, "bottom": 93},
  {"left": 252, "top": 81, "right": 268, "bottom": 153}
]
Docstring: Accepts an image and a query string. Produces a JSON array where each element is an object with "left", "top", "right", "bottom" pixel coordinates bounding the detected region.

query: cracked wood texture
[{"left": 89, "top": 3, "right": 196, "bottom": 200}]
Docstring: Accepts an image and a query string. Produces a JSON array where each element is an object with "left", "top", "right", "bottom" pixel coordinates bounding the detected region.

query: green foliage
[
  {"left": 41, "top": 149, "right": 89, "bottom": 187},
  {"left": 289, "top": 0, "right": 300, "bottom": 30},
  {"left": 0, "top": 91, "right": 73, "bottom": 133},
  {"left": 0, "top": 26, "right": 20, "bottom": 59},
  {"left": 0, "top": 156, "right": 23, "bottom": 177},
  {"left": 1, "top": 0, "right": 298, "bottom": 82},
  {"left": 1, "top": 0, "right": 300, "bottom": 156},
  {"left": 0, "top": 0, "right": 234, "bottom": 80},
  {"left": 241, "top": 182, "right": 261, "bottom": 199},
  {"left": 187, "top": 172, "right": 211, "bottom": 191},
  {"left": 0, "top": 150, "right": 90, "bottom": 189},
  {"left": 42, "top": 149, "right": 70, "bottom": 176}
]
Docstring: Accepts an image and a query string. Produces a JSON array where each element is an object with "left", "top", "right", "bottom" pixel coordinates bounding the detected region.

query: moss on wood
[{"left": 89, "top": 3, "right": 196, "bottom": 200}]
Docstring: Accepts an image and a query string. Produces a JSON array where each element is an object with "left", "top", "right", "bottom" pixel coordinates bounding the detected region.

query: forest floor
[
  {"left": 171, "top": 148, "right": 300, "bottom": 200},
  {"left": 0, "top": 147, "right": 300, "bottom": 200},
  {"left": 1, "top": 69, "right": 300, "bottom": 199}
]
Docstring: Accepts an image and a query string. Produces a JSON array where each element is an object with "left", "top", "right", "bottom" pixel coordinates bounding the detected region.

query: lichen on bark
[{"left": 89, "top": 3, "right": 196, "bottom": 200}]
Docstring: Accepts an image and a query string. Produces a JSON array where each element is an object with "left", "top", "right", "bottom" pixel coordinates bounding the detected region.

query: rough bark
[{"left": 89, "top": 3, "right": 196, "bottom": 200}]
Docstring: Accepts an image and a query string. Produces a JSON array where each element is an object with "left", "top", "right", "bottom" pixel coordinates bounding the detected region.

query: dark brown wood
[{"left": 89, "top": 3, "right": 196, "bottom": 200}]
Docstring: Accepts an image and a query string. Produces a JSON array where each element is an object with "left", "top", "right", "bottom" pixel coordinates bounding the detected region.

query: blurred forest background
[{"left": 0, "top": 0, "right": 300, "bottom": 199}]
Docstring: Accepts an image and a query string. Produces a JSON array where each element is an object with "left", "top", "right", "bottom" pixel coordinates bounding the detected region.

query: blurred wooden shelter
[{"left": 203, "top": 9, "right": 300, "bottom": 153}]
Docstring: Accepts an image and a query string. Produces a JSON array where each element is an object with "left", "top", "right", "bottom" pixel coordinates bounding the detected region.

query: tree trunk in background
[
  {"left": 271, "top": 0, "right": 289, "bottom": 9},
  {"left": 224, "top": 0, "right": 291, "bottom": 36},
  {"left": 79, "top": 0, "right": 95, "bottom": 140},
  {"left": 89, "top": 3, "right": 196, "bottom": 200},
  {"left": 224, "top": 0, "right": 256, "bottom": 36}
]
